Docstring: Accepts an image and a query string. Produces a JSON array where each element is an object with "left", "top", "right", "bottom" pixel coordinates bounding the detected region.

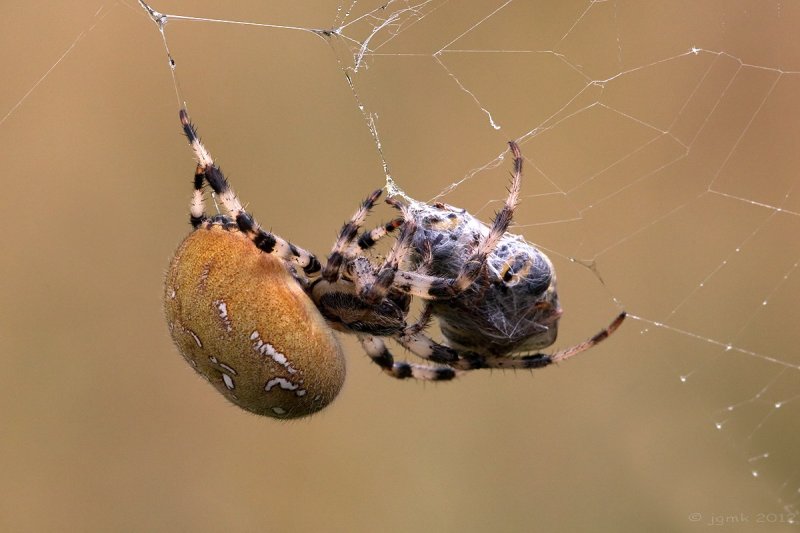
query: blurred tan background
[{"left": 2, "top": 1, "right": 799, "bottom": 531}]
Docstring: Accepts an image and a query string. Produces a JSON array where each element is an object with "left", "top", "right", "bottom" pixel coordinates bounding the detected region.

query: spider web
[
  {"left": 154, "top": 0, "right": 798, "bottom": 516},
  {"left": 4, "top": 0, "right": 799, "bottom": 527},
  {"left": 142, "top": 0, "right": 800, "bottom": 518}
]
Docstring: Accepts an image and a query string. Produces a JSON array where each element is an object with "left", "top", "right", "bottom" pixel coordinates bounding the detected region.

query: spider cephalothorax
[{"left": 164, "top": 109, "right": 625, "bottom": 419}]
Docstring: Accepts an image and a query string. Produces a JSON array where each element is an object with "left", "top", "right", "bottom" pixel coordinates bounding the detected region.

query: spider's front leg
[
  {"left": 356, "top": 198, "right": 462, "bottom": 305},
  {"left": 323, "top": 189, "right": 382, "bottom": 281},
  {"left": 322, "top": 189, "right": 404, "bottom": 283}
]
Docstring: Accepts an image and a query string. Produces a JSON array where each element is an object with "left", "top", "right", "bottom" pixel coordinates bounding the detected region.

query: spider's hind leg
[
  {"left": 397, "top": 312, "right": 626, "bottom": 371},
  {"left": 189, "top": 164, "right": 208, "bottom": 228},
  {"left": 459, "top": 311, "right": 627, "bottom": 370},
  {"left": 358, "top": 334, "right": 460, "bottom": 381},
  {"left": 179, "top": 109, "right": 321, "bottom": 275}
]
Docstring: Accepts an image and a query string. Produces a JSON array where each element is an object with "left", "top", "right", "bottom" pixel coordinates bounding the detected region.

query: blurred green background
[{"left": 2, "top": 1, "right": 799, "bottom": 531}]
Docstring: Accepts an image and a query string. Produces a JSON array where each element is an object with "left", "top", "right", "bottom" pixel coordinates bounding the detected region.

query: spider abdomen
[{"left": 164, "top": 225, "right": 346, "bottom": 419}]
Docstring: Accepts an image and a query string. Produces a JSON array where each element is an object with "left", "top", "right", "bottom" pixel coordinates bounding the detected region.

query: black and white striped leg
[
  {"left": 349, "top": 217, "right": 404, "bottom": 254},
  {"left": 322, "top": 189, "right": 384, "bottom": 282},
  {"left": 547, "top": 311, "right": 627, "bottom": 363},
  {"left": 358, "top": 210, "right": 420, "bottom": 304},
  {"left": 400, "top": 312, "right": 627, "bottom": 371},
  {"left": 452, "top": 141, "right": 523, "bottom": 292},
  {"left": 179, "top": 109, "right": 321, "bottom": 275},
  {"left": 391, "top": 270, "right": 460, "bottom": 300},
  {"left": 358, "top": 335, "right": 460, "bottom": 381},
  {"left": 404, "top": 302, "right": 434, "bottom": 337},
  {"left": 396, "top": 329, "right": 463, "bottom": 366},
  {"left": 190, "top": 165, "right": 207, "bottom": 228},
  {"left": 325, "top": 218, "right": 404, "bottom": 286}
]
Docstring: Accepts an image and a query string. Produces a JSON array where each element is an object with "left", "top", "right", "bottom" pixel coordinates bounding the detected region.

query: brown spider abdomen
[{"left": 164, "top": 225, "right": 346, "bottom": 419}]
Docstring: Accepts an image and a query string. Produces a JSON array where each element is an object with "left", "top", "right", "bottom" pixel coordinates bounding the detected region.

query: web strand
[{"left": 128, "top": 0, "right": 800, "bottom": 517}]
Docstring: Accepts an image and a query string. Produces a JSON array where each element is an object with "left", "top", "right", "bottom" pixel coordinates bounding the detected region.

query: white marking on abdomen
[
  {"left": 219, "top": 362, "right": 237, "bottom": 375},
  {"left": 222, "top": 374, "right": 235, "bottom": 390},
  {"left": 189, "top": 330, "right": 202, "bottom": 348},
  {"left": 265, "top": 377, "right": 299, "bottom": 392},
  {"left": 251, "top": 331, "right": 298, "bottom": 374},
  {"left": 264, "top": 378, "right": 307, "bottom": 398},
  {"left": 213, "top": 299, "right": 233, "bottom": 331}
]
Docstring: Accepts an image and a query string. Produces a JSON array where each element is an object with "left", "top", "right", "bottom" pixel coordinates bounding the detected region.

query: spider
[{"left": 164, "top": 109, "right": 625, "bottom": 419}]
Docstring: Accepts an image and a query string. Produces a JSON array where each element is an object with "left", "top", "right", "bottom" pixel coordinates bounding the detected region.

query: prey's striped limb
[
  {"left": 548, "top": 312, "right": 627, "bottom": 363},
  {"left": 398, "top": 312, "right": 627, "bottom": 370},
  {"left": 453, "top": 141, "right": 523, "bottom": 291}
]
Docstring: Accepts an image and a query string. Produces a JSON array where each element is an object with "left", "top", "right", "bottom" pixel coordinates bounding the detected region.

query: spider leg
[
  {"left": 404, "top": 302, "right": 434, "bottom": 337},
  {"left": 324, "top": 218, "right": 404, "bottom": 287},
  {"left": 452, "top": 141, "right": 522, "bottom": 292},
  {"left": 396, "top": 329, "right": 462, "bottom": 366},
  {"left": 399, "top": 312, "right": 626, "bottom": 371},
  {"left": 349, "top": 217, "right": 404, "bottom": 254},
  {"left": 322, "top": 189, "right": 384, "bottom": 281},
  {"left": 189, "top": 164, "right": 207, "bottom": 228},
  {"left": 339, "top": 197, "right": 465, "bottom": 303},
  {"left": 391, "top": 270, "right": 461, "bottom": 300},
  {"left": 179, "top": 109, "right": 321, "bottom": 275},
  {"left": 322, "top": 191, "right": 404, "bottom": 283},
  {"left": 547, "top": 311, "right": 626, "bottom": 363},
  {"left": 359, "top": 205, "right": 420, "bottom": 304},
  {"left": 460, "top": 311, "right": 626, "bottom": 369},
  {"left": 358, "top": 334, "right": 460, "bottom": 381},
  {"left": 367, "top": 142, "right": 525, "bottom": 301}
]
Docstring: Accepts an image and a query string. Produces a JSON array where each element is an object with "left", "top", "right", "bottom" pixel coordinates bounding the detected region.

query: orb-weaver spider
[{"left": 164, "top": 110, "right": 625, "bottom": 419}]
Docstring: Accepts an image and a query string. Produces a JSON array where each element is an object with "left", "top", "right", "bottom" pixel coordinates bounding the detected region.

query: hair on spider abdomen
[{"left": 165, "top": 225, "right": 347, "bottom": 419}]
